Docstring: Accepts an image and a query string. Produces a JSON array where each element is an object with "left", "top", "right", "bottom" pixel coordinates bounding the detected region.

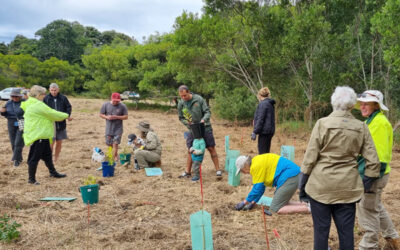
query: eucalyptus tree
[
  {"left": 371, "top": 0, "right": 400, "bottom": 116},
  {"left": 82, "top": 45, "right": 138, "bottom": 96},
  {"left": 282, "top": 2, "right": 332, "bottom": 127},
  {"left": 35, "top": 20, "right": 88, "bottom": 64}
]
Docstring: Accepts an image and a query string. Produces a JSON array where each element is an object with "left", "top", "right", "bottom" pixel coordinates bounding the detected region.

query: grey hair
[
  {"left": 245, "top": 156, "right": 252, "bottom": 166},
  {"left": 29, "top": 85, "right": 47, "bottom": 98},
  {"left": 178, "top": 85, "right": 189, "bottom": 92},
  {"left": 49, "top": 83, "right": 59, "bottom": 89},
  {"left": 331, "top": 86, "right": 357, "bottom": 111}
]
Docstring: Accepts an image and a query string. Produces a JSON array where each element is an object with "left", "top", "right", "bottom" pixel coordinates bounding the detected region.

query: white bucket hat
[
  {"left": 235, "top": 156, "right": 250, "bottom": 176},
  {"left": 355, "top": 90, "right": 388, "bottom": 111}
]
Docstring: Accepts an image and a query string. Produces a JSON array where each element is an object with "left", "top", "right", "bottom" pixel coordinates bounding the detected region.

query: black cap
[{"left": 127, "top": 134, "right": 137, "bottom": 144}]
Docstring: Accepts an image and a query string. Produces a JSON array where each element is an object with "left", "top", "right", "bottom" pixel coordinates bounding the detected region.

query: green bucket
[
  {"left": 79, "top": 184, "right": 99, "bottom": 204},
  {"left": 119, "top": 153, "right": 132, "bottom": 165}
]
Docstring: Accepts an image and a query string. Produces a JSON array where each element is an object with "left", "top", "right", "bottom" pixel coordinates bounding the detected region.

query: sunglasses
[{"left": 357, "top": 92, "right": 378, "bottom": 99}]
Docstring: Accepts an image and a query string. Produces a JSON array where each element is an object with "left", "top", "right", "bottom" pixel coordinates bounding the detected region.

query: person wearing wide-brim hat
[
  {"left": 0, "top": 88, "right": 26, "bottom": 167},
  {"left": 355, "top": 90, "right": 400, "bottom": 250},
  {"left": 133, "top": 121, "right": 162, "bottom": 169},
  {"left": 234, "top": 153, "right": 310, "bottom": 215}
]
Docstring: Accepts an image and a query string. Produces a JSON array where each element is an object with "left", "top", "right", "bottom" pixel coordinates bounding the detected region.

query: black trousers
[
  {"left": 7, "top": 119, "right": 24, "bottom": 162},
  {"left": 27, "top": 139, "right": 57, "bottom": 182},
  {"left": 310, "top": 198, "right": 356, "bottom": 250},
  {"left": 257, "top": 134, "right": 273, "bottom": 154}
]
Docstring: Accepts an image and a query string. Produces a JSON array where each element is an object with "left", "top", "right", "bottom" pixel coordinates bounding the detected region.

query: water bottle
[
  {"left": 134, "top": 159, "right": 139, "bottom": 170},
  {"left": 95, "top": 147, "right": 104, "bottom": 155}
]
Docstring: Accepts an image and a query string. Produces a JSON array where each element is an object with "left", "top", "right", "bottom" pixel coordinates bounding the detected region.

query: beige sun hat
[
  {"left": 136, "top": 121, "right": 152, "bottom": 132},
  {"left": 355, "top": 90, "right": 388, "bottom": 111},
  {"left": 235, "top": 155, "right": 250, "bottom": 176}
]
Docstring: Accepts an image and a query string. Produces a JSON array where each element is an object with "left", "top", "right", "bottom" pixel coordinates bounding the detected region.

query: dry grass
[{"left": 0, "top": 97, "right": 399, "bottom": 249}]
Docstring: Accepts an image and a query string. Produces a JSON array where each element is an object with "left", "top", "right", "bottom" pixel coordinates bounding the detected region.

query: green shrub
[
  {"left": 278, "top": 120, "right": 310, "bottom": 134},
  {"left": 214, "top": 87, "right": 257, "bottom": 121},
  {"left": 0, "top": 214, "right": 21, "bottom": 243}
]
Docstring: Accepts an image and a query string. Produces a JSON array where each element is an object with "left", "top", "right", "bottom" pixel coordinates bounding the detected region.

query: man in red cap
[{"left": 100, "top": 92, "right": 128, "bottom": 161}]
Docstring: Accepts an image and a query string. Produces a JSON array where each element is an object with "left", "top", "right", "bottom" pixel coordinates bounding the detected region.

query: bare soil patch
[{"left": 0, "top": 97, "right": 399, "bottom": 249}]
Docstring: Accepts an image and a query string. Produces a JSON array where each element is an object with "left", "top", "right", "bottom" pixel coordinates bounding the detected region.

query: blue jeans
[{"left": 7, "top": 119, "right": 24, "bottom": 162}]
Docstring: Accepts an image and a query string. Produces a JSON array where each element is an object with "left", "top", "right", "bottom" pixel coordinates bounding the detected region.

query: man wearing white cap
[
  {"left": 356, "top": 90, "right": 399, "bottom": 250},
  {"left": 234, "top": 153, "right": 310, "bottom": 215}
]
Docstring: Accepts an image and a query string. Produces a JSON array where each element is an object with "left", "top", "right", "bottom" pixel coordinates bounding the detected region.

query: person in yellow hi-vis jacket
[
  {"left": 21, "top": 85, "right": 69, "bottom": 185},
  {"left": 234, "top": 153, "right": 310, "bottom": 215},
  {"left": 355, "top": 90, "right": 399, "bottom": 250}
]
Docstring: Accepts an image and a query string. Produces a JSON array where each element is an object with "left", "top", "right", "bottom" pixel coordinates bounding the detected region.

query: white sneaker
[{"left": 216, "top": 170, "right": 222, "bottom": 176}]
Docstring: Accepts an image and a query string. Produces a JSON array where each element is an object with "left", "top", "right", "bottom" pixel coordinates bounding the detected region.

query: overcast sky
[{"left": 0, "top": 0, "right": 204, "bottom": 44}]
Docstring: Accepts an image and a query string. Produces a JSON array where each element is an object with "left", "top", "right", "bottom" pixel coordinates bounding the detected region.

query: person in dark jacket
[
  {"left": 43, "top": 83, "right": 72, "bottom": 162},
  {"left": 0, "top": 88, "right": 25, "bottom": 167},
  {"left": 252, "top": 87, "right": 275, "bottom": 154}
]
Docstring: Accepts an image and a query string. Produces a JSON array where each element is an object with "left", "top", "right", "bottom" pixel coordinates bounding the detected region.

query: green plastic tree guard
[
  {"left": 225, "top": 149, "right": 240, "bottom": 171},
  {"left": 190, "top": 210, "right": 213, "bottom": 250},
  {"left": 225, "top": 135, "right": 229, "bottom": 153},
  {"left": 228, "top": 156, "right": 240, "bottom": 186},
  {"left": 225, "top": 136, "right": 230, "bottom": 171},
  {"left": 280, "top": 145, "right": 295, "bottom": 161}
]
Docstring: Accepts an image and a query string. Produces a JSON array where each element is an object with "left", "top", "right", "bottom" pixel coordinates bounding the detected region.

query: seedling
[
  {"left": 106, "top": 146, "right": 114, "bottom": 165},
  {"left": 0, "top": 214, "right": 21, "bottom": 243},
  {"left": 121, "top": 146, "right": 131, "bottom": 155},
  {"left": 82, "top": 175, "right": 98, "bottom": 186},
  {"left": 183, "top": 108, "right": 192, "bottom": 123}
]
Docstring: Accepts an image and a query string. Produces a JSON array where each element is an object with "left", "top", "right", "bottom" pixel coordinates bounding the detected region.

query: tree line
[{"left": 1, "top": 0, "right": 400, "bottom": 125}]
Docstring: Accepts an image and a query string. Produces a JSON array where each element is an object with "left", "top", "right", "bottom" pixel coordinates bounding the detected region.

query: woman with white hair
[
  {"left": 355, "top": 90, "right": 399, "bottom": 249},
  {"left": 21, "top": 85, "right": 69, "bottom": 185},
  {"left": 299, "top": 86, "right": 381, "bottom": 249},
  {"left": 234, "top": 153, "right": 310, "bottom": 215}
]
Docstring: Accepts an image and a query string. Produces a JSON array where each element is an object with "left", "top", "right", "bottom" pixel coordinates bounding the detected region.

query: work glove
[
  {"left": 243, "top": 202, "right": 254, "bottom": 211},
  {"left": 299, "top": 189, "right": 310, "bottom": 203},
  {"left": 235, "top": 201, "right": 246, "bottom": 211},
  {"left": 363, "top": 175, "right": 378, "bottom": 193},
  {"left": 298, "top": 172, "right": 310, "bottom": 203},
  {"left": 263, "top": 209, "right": 272, "bottom": 216},
  {"left": 251, "top": 133, "right": 257, "bottom": 141}
]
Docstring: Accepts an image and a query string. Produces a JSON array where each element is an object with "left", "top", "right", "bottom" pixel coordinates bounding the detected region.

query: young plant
[
  {"left": 82, "top": 175, "right": 98, "bottom": 186},
  {"left": 0, "top": 214, "right": 21, "bottom": 243},
  {"left": 121, "top": 146, "right": 131, "bottom": 155},
  {"left": 182, "top": 108, "right": 192, "bottom": 123},
  {"left": 106, "top": 146, "right": 114, "bottom": 165}
]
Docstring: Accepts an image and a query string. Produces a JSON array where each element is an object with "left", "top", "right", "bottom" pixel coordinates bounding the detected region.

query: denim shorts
[{"left": 105, "top": 134, "right": 121, "bottom": 145}]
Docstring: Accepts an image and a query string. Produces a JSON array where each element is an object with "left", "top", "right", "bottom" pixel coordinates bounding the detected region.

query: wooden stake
[
  {"left": 199, "top": 164, "right": 206, "bottom": 250},
  {"left": 87, "top": 202, "right": 90, "bottom": 250},
  {"left": 261, "top": 206, "right": 270, "bottom": 250}
]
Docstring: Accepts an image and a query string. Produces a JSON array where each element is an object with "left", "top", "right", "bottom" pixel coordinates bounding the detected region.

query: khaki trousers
[
  {"left": 134, "top": 149, "right": 161, "bottom": 168},
  {"left": 357, "top": 174, "right": 399, "bottom": 249}
]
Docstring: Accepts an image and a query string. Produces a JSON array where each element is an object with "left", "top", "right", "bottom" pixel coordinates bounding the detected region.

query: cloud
[{"left": 0, "top": 0, "right": 203, "bottom": 44}]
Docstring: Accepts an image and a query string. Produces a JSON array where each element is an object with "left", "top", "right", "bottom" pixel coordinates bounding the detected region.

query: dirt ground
[{"left": 0, "top": 97, "right": 399, "bottom": 250}]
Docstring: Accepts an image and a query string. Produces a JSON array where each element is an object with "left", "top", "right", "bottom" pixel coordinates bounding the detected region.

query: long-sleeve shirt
[
  {"left": 301, "top": 110, "right": 380, "bottom": 204},
  {"left": 246, "top": 154, "right": 300, "bottom": 203}
]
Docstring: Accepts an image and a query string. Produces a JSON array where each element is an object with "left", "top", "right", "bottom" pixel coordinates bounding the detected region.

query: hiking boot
[
  {"left": 28, "top": 180, "right": 40, "bottom": 185},
  {"left": 178, "top": 172, "right": 191, "bottom": 178},
  {"left": 383, "top": 237, "right": 400, "bottom": 250},
  {"left": 13, "top": 160, "right": 20, "bottom": 167},
  {"left": 191, "top": 176, "right": 200, "bottom": 182},
  {"left": 216, "top": 170, "right": 222, "bottom": 177},
  {"left": 50, "top": 172, "right": 67, "bottom": 178}
]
